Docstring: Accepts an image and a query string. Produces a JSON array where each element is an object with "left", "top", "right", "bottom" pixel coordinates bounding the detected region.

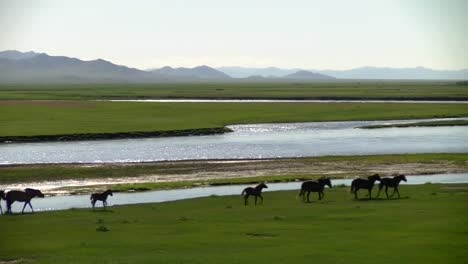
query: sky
[{"left": 0, "top": 0, "right": 467, "bottom": 70}]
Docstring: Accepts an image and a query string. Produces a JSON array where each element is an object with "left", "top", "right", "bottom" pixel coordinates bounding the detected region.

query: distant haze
[{"left": 0, "top": 0, "right": 467, "bottom": 70}]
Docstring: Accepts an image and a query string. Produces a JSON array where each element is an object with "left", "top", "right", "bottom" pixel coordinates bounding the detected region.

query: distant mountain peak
[
  {"left": 150, "top": 65, "right": 230, "bottom": 79},
  {"left": 0, "top": 50, "right": 43, "bottom": 60},
  {"left": 284, "top": 70, "right": 335, "bottom": 80}
]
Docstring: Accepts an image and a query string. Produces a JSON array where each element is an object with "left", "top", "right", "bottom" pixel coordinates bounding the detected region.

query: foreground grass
[
  {"left": 1, "top": 184, "right": 467, "bottom": 263},
  {"left": 360, "top": 120, "right": 468, "bottom": 129},
  {"left": 1, "top": 153, "right": 467, "bottom": 185},
  {"left": 1, "top": 82, "right": 468, "bottom": 100},
  {"left": 1, "top": 101, "right": 468, "bottom": 137}
]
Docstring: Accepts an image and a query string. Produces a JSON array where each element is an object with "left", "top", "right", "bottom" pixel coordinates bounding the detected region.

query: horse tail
[
  {"left": 298, "top": 188, "right": 304, "bottom": 197},
  {"left": 241, "top": 188, "right": 247, "bottom": 196}
]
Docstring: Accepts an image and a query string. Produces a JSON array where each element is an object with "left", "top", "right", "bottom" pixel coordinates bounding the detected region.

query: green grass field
[
  {"left": 1, "top": 184, "right": 467, "bottom": 263},
  {"left": 1, "top": 101, "right": 468, "bottom": 137},
  {"left": 0, "top": 82, "right": 467, "bottom": 100}
]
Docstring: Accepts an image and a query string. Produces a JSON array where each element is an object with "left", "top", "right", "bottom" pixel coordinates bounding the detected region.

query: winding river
[
  {"left": 1, "top": 118, "right": 468, "bottom": 164},
  {"left": 1, "top": 118, "right": 468, "bottom": 165}
]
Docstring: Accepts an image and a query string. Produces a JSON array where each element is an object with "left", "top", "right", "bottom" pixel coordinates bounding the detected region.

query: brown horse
[
  {"left": 377, "top": 174, "right": 407, "bottom": 198},
  {"left": 0, "top": 190, "right": 5, "bottom": 214},
  {"left": 90, "top": 189, "right": 113, "bottom": 210},
  {"left": 299, "top": 178, "right": 332, "bottom": 203},
  {"left": 350, "top": 174, "right": 381, "bottom": 200},
  {"left": 6, "top": 188, "right": 45, "bottom": 214},
  {"left": 241, "top": 183, "right": 268, "bottom": 206}
]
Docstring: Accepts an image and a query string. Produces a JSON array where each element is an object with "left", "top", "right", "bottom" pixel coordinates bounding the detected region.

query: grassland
[
  {"left": 1, "top": 100, "right": 468, "bottom": 140},
  {"left": 1, "top": 184, "right": 467, "bottom": 264},
  {"left": 359, "top": 119, "right": 468, "bottom": 129},
  {"left": 0, "top": 81, "right": 467, "bottom": 100}
]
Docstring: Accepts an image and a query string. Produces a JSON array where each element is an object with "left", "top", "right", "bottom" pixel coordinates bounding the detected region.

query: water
[
  {"left": 108, "top": 99, "right": 468, "bottom": 104},
  {"left": 1, "top": 118, "right": 467, "bottom": 164},
  {"left": 2, "top": 173, "right": 467, "bottom": 212}
]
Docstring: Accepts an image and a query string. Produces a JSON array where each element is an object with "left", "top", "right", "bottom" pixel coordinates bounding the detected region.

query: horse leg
[
  {"left": 395, "top": 187, "right": 400, "bottom": 198},
  {"left": 318, "top": 192, "right": 321, "bottom": 200},
  {"left": 254, "top": 196, "right": 258, "bottom": 205},
  {"left": 6, "top": 200, "right": 12, "bottom": 214},
  {"left": 259, "top": 194, "right": 264, "bottom": 204},
  {"left": 22, "top": 202, "right": 28, "bottom": 213},
  {"left": 354, "top": 189, "right": 358, "bottom": 200},
  {"left": 28, "top": 202, "right": 34, "bottom": 213},
  {"left": 244, "top": 195, "right": 249, "bottom": 206},
  {"left": 368, "top": 189, "right": 372, "bottom": 200},
  {"left": 307, "top": 191, "right": 311, "bottom": 203},
  {"left": 385, "top": 186, "right": 389, "bottom": 198},
  {"left": 91, "top": 199, "right": 96, "bottom": 210}
]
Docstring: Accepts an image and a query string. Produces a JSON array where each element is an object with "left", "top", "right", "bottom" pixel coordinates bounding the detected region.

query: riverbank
[
  {"left": 1, "top": 184, "right": 467, "bottom": 264},
  {"left": 1, "top": 153, "right": 467, "bottom": 195},
  {"left": 1, "top": 100, "right": 468, "bottom": 142},
  {"left": 359, "top": 120, "right": 468, "bottom": 129},
  {"left": 0, "top": 127, "right": 231, "bottom": 143}
]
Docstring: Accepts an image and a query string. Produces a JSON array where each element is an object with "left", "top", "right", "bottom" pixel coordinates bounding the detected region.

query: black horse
[
  {"left": 299, "top": 178, "right": 332, "bottom": 203},
  {"left": 90, "top": 189, "right": 113, "bottom": 210},
  {"left": 350, "top": 174, "right": 381, "bottom": 200},
  {"left": 378, "top": 174, "right": 407, "bottom": 198},
  {"left": 0, "top": 190, "right": 5, "bottom": 214},
  {"left": 241, "top": 183, "right": 268, "bottom": 206},
  {"left": 6, "top": 188, "right": 45, "bottom": 214}
]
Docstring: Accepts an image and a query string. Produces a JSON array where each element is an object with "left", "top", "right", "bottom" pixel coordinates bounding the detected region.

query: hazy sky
[{"left": 0, "top": 0, "right": 467, "bottom": 70}]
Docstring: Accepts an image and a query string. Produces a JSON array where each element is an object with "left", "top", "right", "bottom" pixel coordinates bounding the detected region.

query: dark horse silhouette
[
  {"left": 350, "top": 174, "right": 381, "bottom": 200},
  {"left": 378, "top": 174, "right": 407, "bottom": 198},
  {"left": 6, "top": 188, "right": 45, "bottom": 214},
  {"left": 241, "top": 183, "right": 268, "bottom": 206},
  {"left": 299, "top": 178, "right": 332, "bottom": 203},
  {"left": 90, "top": 189, "right": 113, "bottom": 210},
  {"left": 0, "top": 190, "right": 5, "bottom": 214}
]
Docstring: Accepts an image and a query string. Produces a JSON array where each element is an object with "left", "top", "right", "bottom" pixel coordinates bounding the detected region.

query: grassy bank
[
  {"left": 1, "top": 184, "right": 467, "bottom": 263},
  {"left": 1, "top": 82, "right": 468, "bottom": 100},
  {"left": 359, "top": 119, "right": 468, "bottom": 129},
  {"left": 1, "top": 153, "right": 467, "bottom": 186},
  {"left": 1, "top": 101, "right": 468, "bottom": 139}
]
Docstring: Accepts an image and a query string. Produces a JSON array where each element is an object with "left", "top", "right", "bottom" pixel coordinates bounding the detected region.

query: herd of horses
[
  {"left": 243, "top": 173, "right": 407, "bottom": 205},
  {"left": 0, "top": 174, "right": 407, "bottom": 213}
]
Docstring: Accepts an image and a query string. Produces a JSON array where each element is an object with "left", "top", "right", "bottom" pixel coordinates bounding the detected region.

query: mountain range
[
  {"left": 218, "top": 66, "right": 468, "bottom": 80},
  {"left": 0, "top": 50, "right": 466, "bottom": 83}
]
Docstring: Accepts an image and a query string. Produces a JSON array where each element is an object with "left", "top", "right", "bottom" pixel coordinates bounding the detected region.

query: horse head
[
  {"left": 398, "top": 174, "right": 407, "bottom": 182},
  {"left": 258, "top": 183, "right": 268, "bottom": 189},
  {"left": 319, "top": 178, "right": 332, "bottom": 188},
  {"left": 368, "top": 174, "right": 381, "bottom": 182},
  {"left": 106, "top": 189, "right": 113, "bottom": 196},
  {"left": 25, "top": 188, "right": 45, "bottom": 198}
]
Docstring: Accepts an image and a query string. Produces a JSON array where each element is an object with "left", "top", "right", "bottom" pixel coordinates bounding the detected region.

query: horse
[
  {"left": 377, "top": 174, "right": 407, "bottom": 198},
  {"left": 6, "top": 188, "right": 45, "bottom": 214},
  {"left": 90, "top": 189, "right": 113, "bottom": 210},
  {"left": 350, "top": 174, "right": 381, "bottom": 200},
  {"left": 0, "top": 190, "right": 6, "bottom": 214},
  {"left": 299, "top": 178, "right": 332, "bottom": 203},
  {"left": 241, "top": 183, "right": 268, "bottom": 206}
]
